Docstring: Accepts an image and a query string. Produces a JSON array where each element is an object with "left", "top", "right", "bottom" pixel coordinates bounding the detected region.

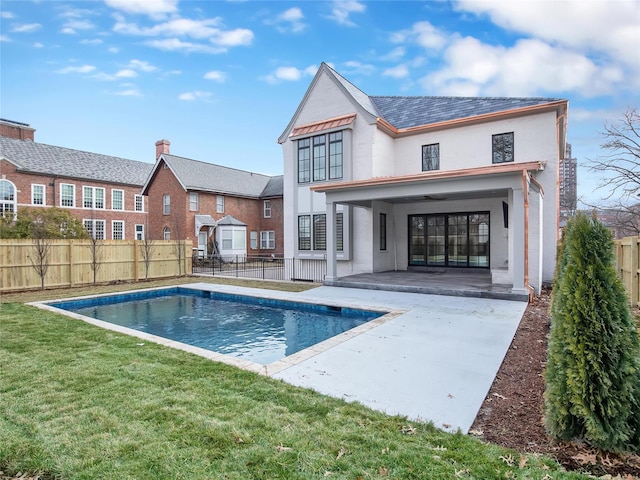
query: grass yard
[{"left": 1, "top": 278, "right": 587, "bottom": 479}]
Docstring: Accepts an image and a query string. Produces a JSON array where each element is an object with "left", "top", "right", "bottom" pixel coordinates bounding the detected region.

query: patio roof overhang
[{"left": 310, "top": 161, "right": 546, "bottom": 207}]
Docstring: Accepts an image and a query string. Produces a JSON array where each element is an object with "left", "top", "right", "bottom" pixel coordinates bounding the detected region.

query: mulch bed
[{"left": 471, "top": 289, "right": 640, "bottom": 478}]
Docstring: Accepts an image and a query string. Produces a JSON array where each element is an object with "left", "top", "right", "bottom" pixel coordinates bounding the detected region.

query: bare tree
[
  {"left": 139, "top": 218, "right": 155, "bottom": 280},
  {"left": 29, "top": 221, "right": 52, "bottom": 290},
  {"left": 170, "top": 213, "right": 186, "bottom": 276},
  {"left": 587, "top": 107, "right": 640, "bottom": 200},
  {"left": 86, "top": 217, "right": 104, "bottom": 285}
]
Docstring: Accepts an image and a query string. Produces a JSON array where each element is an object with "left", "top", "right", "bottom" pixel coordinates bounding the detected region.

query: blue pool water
[{"left": 51, "top": 288, "right": 382, "bottom": 365}]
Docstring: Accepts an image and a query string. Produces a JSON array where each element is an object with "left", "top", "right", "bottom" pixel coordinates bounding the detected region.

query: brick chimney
[
  {"left": 155, "top": 139, "right": 170, "bottom": 159},
  {"left": 0, "top": 118, "right": 35, "bottom": 141}
]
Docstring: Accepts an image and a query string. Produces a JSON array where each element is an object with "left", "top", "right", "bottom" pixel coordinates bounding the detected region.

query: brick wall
[
  {"left": 145, "top": 161, "right": 189, "bottom": 240},
  {"left": 1, "top": 159, "right": 147, "bottom": 240}
]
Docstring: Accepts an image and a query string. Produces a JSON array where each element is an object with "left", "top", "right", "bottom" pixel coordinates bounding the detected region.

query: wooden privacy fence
[
  {"left": 0, "top": 239, "right": 192, "bottom": 293},
  {"left": 615, "top": 236, "right": 640, "bottom": 306}
]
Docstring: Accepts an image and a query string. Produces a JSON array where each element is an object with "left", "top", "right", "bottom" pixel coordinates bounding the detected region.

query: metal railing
[{"left": 192, "top": 254, "right": 327, "bottom": 283}]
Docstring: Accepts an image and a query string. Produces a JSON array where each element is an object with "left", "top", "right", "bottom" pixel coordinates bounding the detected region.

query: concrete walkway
[{"left": 184, "top": 283, "right": 526, "bottom": 433}]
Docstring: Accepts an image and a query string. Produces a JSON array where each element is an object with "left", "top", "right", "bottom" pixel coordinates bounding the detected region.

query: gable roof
[
  {"left": 142, "top": 153, "right": 282, "bottom": 198},
  {"left": 279, "top": 62, "right": 567, "bottom": 142},
  {"left": 0, "top": 136, "right": 153, "bottom": 186}
]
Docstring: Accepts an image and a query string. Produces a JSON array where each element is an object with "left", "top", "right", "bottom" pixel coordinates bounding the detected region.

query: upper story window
[
  {"left": 112, "top": 189, "right": 124, "bottom": 210},
  {"left": 31, "top": 184, "right": 45, "bottom": 206},
  {"left": 163, "top": 194, "right": 170, "bottom": 215},
  {"left": 422, "top": 143, "right": 440, "bottom": 171},
  {"left": 0, "top": 179, "right": 17, "bottom": 217},
  {"left": 189, "top": 192, "right": 199, "bottom": 211},
  {"left": 216, "top": 195, "right": 224, "bottom": 213},
  {"left": 263, "top": 200, "right": 271, "bottom": 218},
  {"left": 492, "top": 132, "right": 514, "bottom": 164},
  {"left": 60, "top": 183, "right": 75, "bottom": 207},
  {"left": 299, "top": 131, "right": 344, "bottom": 184},
  {"left": 83, "top": 186, "right": 105, "bottom": 209},
  {"left": 135, "top": 195, "right": 144, "bottom": 212}
]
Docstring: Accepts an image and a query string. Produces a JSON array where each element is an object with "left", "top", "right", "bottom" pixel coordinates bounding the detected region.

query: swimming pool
[{"left": 49, "top": 287, "right": 384, "bottom": 365}]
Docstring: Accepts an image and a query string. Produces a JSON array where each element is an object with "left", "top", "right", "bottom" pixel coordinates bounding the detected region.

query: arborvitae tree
[{"left": 545, "top": 212, "right": 640, "bottom": 452}]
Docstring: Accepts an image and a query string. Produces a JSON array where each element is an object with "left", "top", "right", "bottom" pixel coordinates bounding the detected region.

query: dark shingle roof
[
  {"left": 0, "top": 136, "right": 152, "bottom": 186},
  {"left": 161, "top": 154, "right": 280, "bottom": 198},
  {"left": 261, "top": 175, "right": 283, "bottom": 197},
  {"left": 370, "top": 96, "right": 564, "bottom": 130}
]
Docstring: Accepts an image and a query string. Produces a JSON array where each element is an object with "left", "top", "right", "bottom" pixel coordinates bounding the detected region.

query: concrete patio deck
[{"left": 324, "top": 269, "right": 529, "bottom": 302}]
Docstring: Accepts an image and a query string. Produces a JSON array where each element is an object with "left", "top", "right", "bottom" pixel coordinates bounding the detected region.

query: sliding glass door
[{"left": 408, "top": 213, "right": 489, "bottom": 268}]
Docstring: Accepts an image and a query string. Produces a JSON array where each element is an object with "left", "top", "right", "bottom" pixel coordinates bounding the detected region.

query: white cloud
[
  {"left": 61, "top": 19, "right": 95, "bottom": 34},
  {"left": 108, "top": 47, "right": 119, "bottom": 53},
  {"left": 116, "top": 69, "right": 137, "bottom": 78},
  {"left": 114, "top": 88, "right": 142, "bottom": 96},
  {"left": 11, "top": 23, "right": 42, "bottom": 33},
  {"left": 382, "top": 64, "right": 409, "bottom": 79},
  {"left": 454, "top": 0, "right": 640, "bottom": 69},
  {"left": 57, "top": 64, "right": 96, "bottom": 74},
  {"left": 178, "top": 91, "right": 212, "bottom": 101},
  {"left": 212, "top": 28, "right": 253, "bottom": 47},
  {"left": 262, "top": 65, "right": 317, "bottom": 84},
  {"left": 380, "top": 47, "right": 406, "bottom": 62},
  {"left": 33, "top": 42, "right": 43, "bottom": 48},
  {"left": 80, "top": 38, "right": 104, "bottom": 45},
  {"left": 163, "top": 69, "right": 182, "bottom": 76},
  {"left": 104, "top": 0, "right": 178, "bottom": 19},
  {"left": 328, "top": 0, "right": 366, "bottom": 27},
  {"left": 204, "top": 70, "right": 226, "bottom": 82},
  {"left": 0, "top": 35, "right": 11, "bottom": 42},
  {"left": 390, "top": 21, "right": 447, "bottom": 51},
  {"left": 1, "top": 11, "right": 14, "bottom": 19},
  {"left": 421, "top": 37, "right": 625, "bottom": 97},
  {"left": 343, "top": 60, "right": 375, "bottom": 76},
  {"left": 127, "top": 59, "right": 157, "bottom": 72},
  {"left": 269, "top": 7, "right": 306, "bottom": 33},
  {"left": 145, "top": 38, "right": 224, "bottom": 54}
]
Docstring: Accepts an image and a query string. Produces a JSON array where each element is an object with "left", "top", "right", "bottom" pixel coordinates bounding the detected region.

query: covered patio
[{"left": 324, "top": 269, "right": 529, "bottom": 302}]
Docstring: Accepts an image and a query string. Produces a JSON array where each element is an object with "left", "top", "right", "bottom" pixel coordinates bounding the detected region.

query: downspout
[{"left": 522, "top": 170, "right": 534, "bottom": 302}]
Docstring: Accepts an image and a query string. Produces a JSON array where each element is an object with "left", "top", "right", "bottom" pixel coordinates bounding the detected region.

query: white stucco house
[{"left": 278, "top": 63, "right": 568, "bottom": 296}]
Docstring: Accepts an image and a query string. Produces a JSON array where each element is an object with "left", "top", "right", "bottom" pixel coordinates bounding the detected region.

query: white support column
[
  {"left": 325, "top": 201, "right": 338, "bottom": 281},
  {"left": 511, "top": 187, "right": 528, "bottom": 294}
]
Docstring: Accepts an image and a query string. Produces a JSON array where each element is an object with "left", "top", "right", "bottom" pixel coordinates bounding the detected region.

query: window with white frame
[
  {"left": 221, "top": 229, "right": 232, "bottom": 250},
  {"left": 83, "top": 186, "right": 105, "bottom": 209},
  {"left": 60, "top": 183, "right": 75, "bottom": 207},
  {"left": 31, "top": 184, "right": 45, "bottom": 206},
  {"left": 163, "top": 226, "right": 171, "bottom": 240},
  {"left": 189, "top": 192, "right": 199, "bottom": 211},
  {"left": 216, "top": 195, "right": 224, "bottom": 213},
  {"left": 112, "top": 189, "right": 124, "bottom": 210},
  {"left": 250, "top": 231, "right": 258, "bottom": 249},
  {"left": 260, "top": 231, "right": 275, "bottom": 249},
  {"left": 263, "top": 200, "right": 271, "bottom": 218},
  {"left": 84, "top": 219, "right": 105, "bottom": 240},
  {"left": 163, "top": 194, "right": 170, "bottom": 215},
  {"left": 112, "top": 220, "right": 124, "bottom": 240},
  {"left": 0, "top": 179, "right": 17, "bottom": 217},
  {"left": 135, "top": 224, "right": 144, "bottom": 240},
  {"left": 135, "top": 195, "right": 144, "bottom": 212}
]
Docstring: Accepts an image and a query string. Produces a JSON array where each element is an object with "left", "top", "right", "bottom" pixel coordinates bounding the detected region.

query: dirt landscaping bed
[{"left": 472, "top": 289, "right": 640, "bottom": 478}]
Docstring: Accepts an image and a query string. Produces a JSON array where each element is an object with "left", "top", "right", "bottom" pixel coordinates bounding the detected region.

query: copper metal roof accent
[
  {"left": 290, "top": 113, "right": 357, "bottom": 138},
  {"left": 310, "top": 161, "right": 546, "bottom": 192}
]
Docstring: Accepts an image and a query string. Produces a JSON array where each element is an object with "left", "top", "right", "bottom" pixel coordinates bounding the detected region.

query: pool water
[{"left": 52, "top": 288, "right": 382, "bottom": 365}]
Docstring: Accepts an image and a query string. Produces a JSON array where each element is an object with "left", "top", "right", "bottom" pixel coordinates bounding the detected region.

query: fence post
[
  {"left": 133, "top": 240, "right": 140, "bottom": 282},
  {"left": 68, "top": 239, "right": 74, "bottom": 287}
]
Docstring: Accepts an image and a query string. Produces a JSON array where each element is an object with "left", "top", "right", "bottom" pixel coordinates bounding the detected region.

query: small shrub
[{"left": 545, "top": 212, "right": 640, "bottom": 452}]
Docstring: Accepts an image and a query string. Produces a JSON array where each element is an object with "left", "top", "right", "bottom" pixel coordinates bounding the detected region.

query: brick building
[
  {"left": 142, "top": 140, "right": 283, "bottom": 257},
  {"left": 0, "top": 119, "right": 152, "bottom": 240}
]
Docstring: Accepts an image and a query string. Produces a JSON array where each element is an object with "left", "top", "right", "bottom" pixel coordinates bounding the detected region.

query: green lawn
[{"left": 0, "top": 279, "right": 587, "bottom": 479}]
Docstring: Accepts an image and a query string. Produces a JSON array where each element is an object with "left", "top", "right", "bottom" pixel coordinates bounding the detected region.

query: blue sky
[{"left": 1, "top": 0, "right": 639, "bottom": 206}]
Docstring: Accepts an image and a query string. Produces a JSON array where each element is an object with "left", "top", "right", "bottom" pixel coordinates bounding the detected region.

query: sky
[{"left": 1, "top": 0, "right": 639, "bottom": 207}]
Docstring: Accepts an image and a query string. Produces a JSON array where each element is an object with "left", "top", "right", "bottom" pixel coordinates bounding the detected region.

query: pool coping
[{"left": 30, "top": 284, "right": 405, "bottom": 376}]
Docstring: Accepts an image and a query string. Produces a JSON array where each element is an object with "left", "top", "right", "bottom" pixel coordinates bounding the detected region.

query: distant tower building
[{"left": 559, "top": 143, "right": 578, "bottom": 220}]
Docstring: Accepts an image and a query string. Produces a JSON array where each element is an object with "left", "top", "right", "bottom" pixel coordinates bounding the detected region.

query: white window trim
[
  {"left": 0, "top": 179, "right": 17, "bottom": 217},
  {"left": 83, "top": 218, "right": 106, "bottom": 240},
  {"left": 216, "top": 195, "right": 224, "bottom": 213},
  {"left": 31, "top": 184, "right": 46, "bottom": 206},
  {"left": 135, "top": 194, "right": 144, "bottom": 212},
  {"left": 163, "top": 226, "right": 171, "bottom": 240},
  {"left": 111, "top": 189, "right": 124, "bottom": 211},
  {"left": 135, "top": 224, "right": 145, "bottom": 240},
  {"left": 163, "top": 194, "right": 170, "bottom": 215},
  {"left": 60, "top": 183, "right": 75, "bottom": 208},
  {"left": 263, "top": 200, "right": 271, "bottom": 218},
  {"left": 250, "top": 230, "right": 258, "bottom": 249},
  {"left": 189, "top": 192, "right": 199, "bottom": 211},
  {"left": 112, "top": 220, "right": 125, "bottom": 240},
  {"left": 82, "top": 186, "right": 105, "bottom": 209},
  {"left": 260, "top": 230, "right": 275, "bottom": 249}
]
